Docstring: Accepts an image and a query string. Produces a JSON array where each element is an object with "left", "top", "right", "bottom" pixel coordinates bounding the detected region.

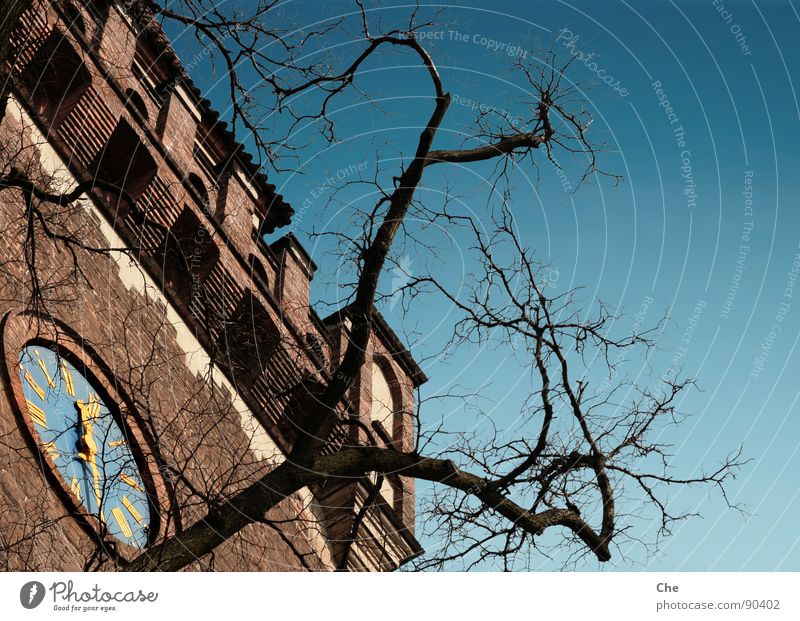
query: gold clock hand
[
  {"left": 76, "top": 397, "right": 105, "bottom": 522},
  {"left": 76, "top": 401, "right": 91, "bottom": 461},
  {"left": 76, "top": 396, "right": 100, "bottom": 459},
  {"left": 78, "top": 459, "right": 105, "bottom": 523},
  {"left": 89, "top": 460, "right": 105, "bottom": 522}
]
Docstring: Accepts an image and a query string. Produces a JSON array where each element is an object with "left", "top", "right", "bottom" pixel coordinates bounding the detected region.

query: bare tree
[{"left": 0, "top": 0, "right": 744, "bottom": 572}]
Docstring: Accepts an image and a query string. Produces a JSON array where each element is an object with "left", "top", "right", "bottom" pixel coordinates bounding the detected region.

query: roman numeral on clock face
[
  {"left": 70, "top": 477, "right": 81, "bottom": 500},
  {"left": 59, "top": 361, "right": 75, "bottom": 397},
  {"left": 26, "top": 400, "right": 47, "bottom": 428},
  {"left": 36, "top": 355, "right": 56, "bottom": 388},
  {"left": 111, "top": 506, "right": 133, "bottom": 538},
  {"left": 121, "top": 495, "right": 143, "bottom": 524},
  {"left": 23, "top": 368, "right": 45, "bottom": 400},
  {"left": 42, "top": 441, "right": 59, "bottom": 460},
  {"left": 119, "top": 473, "right": 143, "bottom": 491}
]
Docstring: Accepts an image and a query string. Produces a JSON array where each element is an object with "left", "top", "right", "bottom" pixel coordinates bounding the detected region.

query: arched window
[
  {"left": 20, "top": 30, "right": 91, "bottom": 125},
  {"left": 124, "top": 88, "right": 149, "bottom": 124},
  {"left": 369, "top": 361, "right": 401, "bottom": 511},
  {"left": 371, "top": 360, "right": 396, "bottom": 440},
  {"left": 247, "top": 253, "right": 269, "bottom": 291},
  {"left": 187, "top": 173, "right": 210, "bottom": 214}
]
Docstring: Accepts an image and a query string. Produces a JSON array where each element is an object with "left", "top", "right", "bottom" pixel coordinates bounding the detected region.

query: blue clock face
[{"left": 18, "top": 345, "right": 151, "bottom": 548}]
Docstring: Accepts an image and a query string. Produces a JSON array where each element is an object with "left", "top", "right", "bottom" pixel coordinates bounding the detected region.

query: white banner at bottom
[{"left": 0, "top": 572, "right": 796, "bottom": 621}]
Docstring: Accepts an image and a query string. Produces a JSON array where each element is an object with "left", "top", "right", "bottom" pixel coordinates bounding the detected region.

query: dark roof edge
[
  {"left": 126, "top": 0, "right": 292, "bottom": 232},
  {"left": 323, "top": 306, "right": 428, "bottom": 387},
  {"left": 269, "top": 233, "right": 318, "bottom": 276}
]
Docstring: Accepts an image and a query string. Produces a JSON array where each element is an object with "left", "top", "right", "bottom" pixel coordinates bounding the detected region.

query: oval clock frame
[{"left": 0, "top": 310, "right": 173, "bottom": 561}]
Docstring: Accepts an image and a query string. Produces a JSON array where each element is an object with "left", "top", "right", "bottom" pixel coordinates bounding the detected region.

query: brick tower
[{"left": 0, "top": 0, "right": 424, "bottom": 571}]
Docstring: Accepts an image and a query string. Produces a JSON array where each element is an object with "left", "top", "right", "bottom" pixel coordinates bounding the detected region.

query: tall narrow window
[
  {"left": 187, "top": 173, "right": 210, "bottom": 215},
  {"left": 369, "top": 362, "right": 400, "bottom": 511},
  {"left": 124, "top": 88, "right": 149, "bottom": 125},
  {"left": 247, "top": 253, "right": 270, "bottom": 292},
  {"left": 133, "top": 39, "right": 168, "bottom": 106},
  {"left": 192, "top": 138, "right": 219, "bottom": 186},
  {"left": 371, "top": 361, "right": 396, "bottom": 441}
]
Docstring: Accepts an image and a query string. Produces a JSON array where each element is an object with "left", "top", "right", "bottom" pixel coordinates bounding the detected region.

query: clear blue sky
[{"left": 172, "top": 0, "right": 800, "bottom": 570}]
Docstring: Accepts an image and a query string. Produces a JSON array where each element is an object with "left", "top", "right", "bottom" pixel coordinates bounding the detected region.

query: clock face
[{"left": 18, "top": 345, "right": 151, "bottom": 548}]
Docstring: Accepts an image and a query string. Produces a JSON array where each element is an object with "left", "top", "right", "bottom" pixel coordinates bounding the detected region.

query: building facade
[{"left": 0, "top": 0, "right": 424, "bottom": 571}]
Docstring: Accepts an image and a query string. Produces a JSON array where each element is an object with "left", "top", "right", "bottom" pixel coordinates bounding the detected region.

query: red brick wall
[
  {"left": 217, "top": 170, "right": 257, "bottom": 258},
  {"left": 156, "top": 87, "right": 197, "bottom": 173},
  {"left": 95, "top": 5, "right": 136, "bottom": 80}
]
